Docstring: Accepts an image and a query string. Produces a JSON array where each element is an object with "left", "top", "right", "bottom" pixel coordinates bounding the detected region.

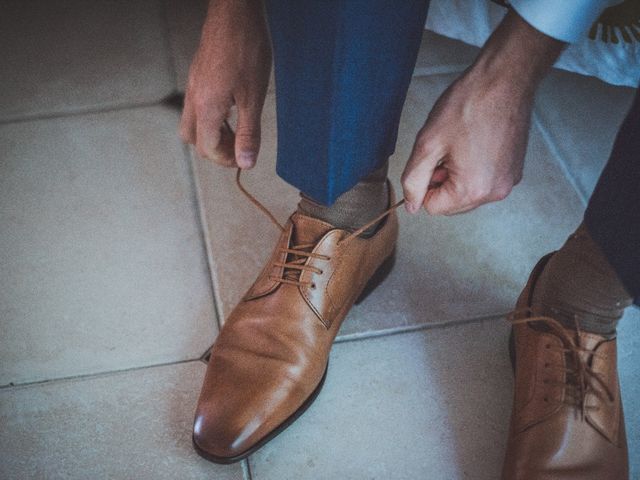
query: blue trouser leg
[
  {"left": 585, "top": 87, "right": 640, "bottom": 305},
  {"left": 264, "top": 0, "right": 430, "bottom": 205}
]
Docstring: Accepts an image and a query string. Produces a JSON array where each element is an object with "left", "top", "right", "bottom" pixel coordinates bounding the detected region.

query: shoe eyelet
[
  {"left": 543, "top": 397, "right": 549, "bottom": 403},
  {"left": 311, "top": 283, "right": 317, "bottom": 290},
  {"left": 545, "top": 344, "right": 551, "bottom": 349},
  {"left": 319, "top": 270, "right": 324, "bottom": 275}
]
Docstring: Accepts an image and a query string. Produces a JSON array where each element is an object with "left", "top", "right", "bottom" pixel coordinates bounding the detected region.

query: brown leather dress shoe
[
  {"left": 192, "top": 172, "right": 400, "bottom": 463},
  {"left": 502, "top": 254, "right": 629, "bottom": 480}
]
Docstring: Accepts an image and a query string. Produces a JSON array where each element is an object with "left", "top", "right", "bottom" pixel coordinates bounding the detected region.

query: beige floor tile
[
  {"left": 618, "top": 309, "right": 640, "bottom": 479},
  {"left": 0, "top": 362, "right": 243, "bottom": 480},
  {"left": 246, "top": 315, "right": 639, "bottom": 480},
  {"left": 0, "top": 0, "right": 175, "bottom": 121},
  {"left": 534, "top": 69, "right": 636, "bottom": 201},
  {"left": 247, "top": 320, "right": 511, "bottom": 480},
  {"left": 0, "top": 106, "right": 216, "bottom": 386},
  {"left": 164, "top": 0, "right": 208, "bottom": 92},
  {"left": 414, "top": 30, "right": 479, "bottom": 76},
  {"left": 194, "top": 73, "right": 585, "bottom": 335}
]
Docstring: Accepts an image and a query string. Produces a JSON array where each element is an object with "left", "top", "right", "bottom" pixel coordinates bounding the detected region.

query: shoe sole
[{"left": 192, "top": 362, "right": 329, "bottom": 465}]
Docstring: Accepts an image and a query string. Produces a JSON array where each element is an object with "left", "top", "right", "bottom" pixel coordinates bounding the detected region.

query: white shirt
[{"left": 510, "top": 0, "right": 617, "bottom": 43}]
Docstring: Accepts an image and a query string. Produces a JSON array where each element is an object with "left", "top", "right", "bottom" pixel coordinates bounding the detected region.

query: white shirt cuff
[{"left": 510, "top": 0, "right": 613, "bottom": 43}]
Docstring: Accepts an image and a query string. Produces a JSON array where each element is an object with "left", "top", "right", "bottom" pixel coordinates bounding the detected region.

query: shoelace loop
[
  {"left": 508, "top": 308, "right": 615, "bottom": 417},
  {"left": 236, "top": 168, "right": 404, "bottom": 286}
]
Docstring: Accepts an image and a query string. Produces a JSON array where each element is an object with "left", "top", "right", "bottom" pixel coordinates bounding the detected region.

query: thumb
[{"left": 234, "top": 105, "right": 261, "bottom": 169}]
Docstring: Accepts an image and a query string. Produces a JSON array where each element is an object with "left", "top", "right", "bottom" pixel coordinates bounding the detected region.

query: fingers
[
  {"left": 213, "top": 120, "right": 236, "bottom": 167},
  {"left": 194, "top": 108, "right": 223, "bottom": 159},
  {"left": 424, "top": 176, "right": 514, "bottom": 216},
  {"left": 429, "top": 166, "right": 449, "bottom": 188},
  {"left": 179, "top": 91, "right": 262, "bottom": 170},
  {"left": 179, "top": 90, "right": 237, "bottom": 166},
  {"left": 422, "top": 180, "right": 471, "bottom": 216},
  {"left": 401, "top": 131, "right": 446, "bottom": 214},
  {"left": 234, "top": 104, "right": 261, "bottom": 169}
]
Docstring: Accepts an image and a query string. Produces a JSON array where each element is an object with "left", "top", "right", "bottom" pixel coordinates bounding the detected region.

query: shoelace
[
  {"left": 507, "top": 308, "right": 615, "bottom": 417},
  {"left": 236, "top": 168, "right": 405, "bottom": 288}
]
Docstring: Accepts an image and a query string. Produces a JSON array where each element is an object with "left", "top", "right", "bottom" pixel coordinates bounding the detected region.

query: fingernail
[
  {"left": 405, "top": 202, "right": 416, "bottom": 214},
  {"left": 238, "top": 152, "right": 256, "bottom": 169}
]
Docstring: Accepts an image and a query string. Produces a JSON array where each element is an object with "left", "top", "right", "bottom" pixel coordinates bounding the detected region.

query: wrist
[
  {"left": 469, "top": 9, "right": 565, "bottom": 95},
  {"left": 203, "top": 0, "right": 266, "bottom": 31}
]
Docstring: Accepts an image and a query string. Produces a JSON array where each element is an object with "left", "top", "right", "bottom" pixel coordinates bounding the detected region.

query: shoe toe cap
[
  {"left": 192, "top": 408, "right": 259, "bottom": 461},
  {"left": 191, "top": 365, "right": 297, "bottom": 461}
]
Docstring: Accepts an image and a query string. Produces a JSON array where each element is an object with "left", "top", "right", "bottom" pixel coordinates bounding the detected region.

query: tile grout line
[
  {"left": 532, "top": 111, "right": 588, "bottom": 206},
  {"left": 1, "top": 311, "right": 510, "bottom": 391},
  {"left": 0, "top": 98, "right": 179, "bottom": 126},
  {"left": 185, "top": 146, "right": 226, "bottom": 334},
  {"left": 0, "top": 358, "right": 202, "bottom": 391},
  {"left": 334, "top": 311, "right": 509, "bottom": 344},
  {"left": 242, "top": 458, "right": 253, "bottom": 480}
]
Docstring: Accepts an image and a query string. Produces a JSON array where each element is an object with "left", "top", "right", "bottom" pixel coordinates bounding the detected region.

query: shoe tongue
[{"left": 290, "top": 212, "right": 335, "bottom": 246}]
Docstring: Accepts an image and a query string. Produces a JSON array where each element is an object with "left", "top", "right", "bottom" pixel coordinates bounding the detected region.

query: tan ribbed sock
[
  {"left": 297, "top": 161, "right": 389, "bottom": 237},
  {"left": 532, "top": 222, "right": 633, "bottom": 336}
]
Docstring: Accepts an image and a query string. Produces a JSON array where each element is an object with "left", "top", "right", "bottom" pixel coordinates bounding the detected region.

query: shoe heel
[{"left": 355, "top": 249, "right": 396, "bottom": 305}]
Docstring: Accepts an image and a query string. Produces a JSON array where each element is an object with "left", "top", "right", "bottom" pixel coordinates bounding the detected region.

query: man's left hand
[{"left": 401, "top": 10, "right": 564, "bottom": 216}]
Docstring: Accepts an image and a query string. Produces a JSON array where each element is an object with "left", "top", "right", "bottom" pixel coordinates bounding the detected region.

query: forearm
[
  {"left": 469, "top": 9, "right": 566, "bottom": 96},
  {"left": 200, "top": 0, "right": 268, "bottom": 52}
]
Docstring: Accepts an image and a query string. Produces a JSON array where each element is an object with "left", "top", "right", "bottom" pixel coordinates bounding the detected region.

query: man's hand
[
  {"left": 401, "top": 10, "right": 564, "bottom": 215},
  {"left": 179, "top": 0, "right": 271, "bottom": 169}
]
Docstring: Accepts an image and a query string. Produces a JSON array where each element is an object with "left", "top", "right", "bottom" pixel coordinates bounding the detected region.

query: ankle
[
  {"left": 297, "top": 161, "right": 389, "bottom": 237},
  {"left": 532, "top": 222, "right": 632, "bottom": 336}
]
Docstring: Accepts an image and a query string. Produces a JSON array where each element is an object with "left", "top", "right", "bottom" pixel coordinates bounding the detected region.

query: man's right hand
[{"left": 179, "top": 0, "right": 271, "bottom": 169}]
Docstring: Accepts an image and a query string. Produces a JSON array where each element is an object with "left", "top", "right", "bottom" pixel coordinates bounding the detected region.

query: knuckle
[
  {"left": 424, "top": 203, "right": 439, "bottom": 215},
  {"left": 235, "top": 124, "right": 260, "bottom": 139},
  {"left": 179, "top": 131, "right": 191, "bottom": 144},
  {"left": 414, "top": 137, "right": 435, "bottom": 157},
  {"left": 513, "top": 172, "right": 523, "bottom": 186},
  {"left": 194, "top": 94, "right": 226, "bottom": 118},
  {"left": 193, "top": 94, "right": 210, "bottom": 112},
  {"left": 425, "top": 202, "right": 449, "bottom": 216},
  {"left": 195, "top": 142, "right": 212, "bottom": 160},
  {"left": 401, "top": 176, "right": 420, "bottom": 196},
  {"left": 212, "top": 155, "right": 229, "bottom": 166},
  {"left": 491, "top": 183, "right": 514, "bottom": 201},
  {"left": 467, "top": 184, "right": 491, "bottom": 203},
  {"left": 453, "top": 182, "right": 472, "bottom": 203}
]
